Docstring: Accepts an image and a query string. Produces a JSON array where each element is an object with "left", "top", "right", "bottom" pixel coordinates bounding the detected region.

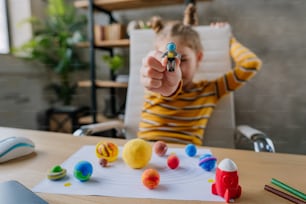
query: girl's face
[{"left": 157, "top": 37, "right": 203, "bottom": 89}]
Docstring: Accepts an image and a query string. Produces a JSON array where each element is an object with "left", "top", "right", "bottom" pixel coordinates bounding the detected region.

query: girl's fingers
[
  {"left": 142, "top": 50, "right": 165, "bottom": 73},
  {"left": 161, "top": 56, "right": 168, "bottom": 67},
  {"left": 140, "top": 76, "right": 162, "bottom": 89},
  {"left": 141, "top": 65, "right": 164, "bottom": 80},
  {"left": 147, "top": 56, "right": 165, "bottom": 72}
]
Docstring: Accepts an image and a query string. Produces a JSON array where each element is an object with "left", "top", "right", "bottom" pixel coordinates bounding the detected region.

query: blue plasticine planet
[
  {"left": 198, "top": 154, "right": 217, "bottom": 171},
  {"left": 74, "top": 161, "right": 93, "bottom": 182},
  {"left": 185, "top": 144, "right": 197, "bottom": 157}
]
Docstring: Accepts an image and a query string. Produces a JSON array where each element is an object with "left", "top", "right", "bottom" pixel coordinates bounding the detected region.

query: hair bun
[
  {"left": 147, "top": 16, "right": 164, "bottom": 33},
  {"left": 183, "top": 3, "right": 198, "bottom": 26}
]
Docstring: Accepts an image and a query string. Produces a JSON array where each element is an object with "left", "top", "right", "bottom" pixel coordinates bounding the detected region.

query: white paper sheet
[{"left": 33, "top": 145, "right": 223, "bottom": 202}]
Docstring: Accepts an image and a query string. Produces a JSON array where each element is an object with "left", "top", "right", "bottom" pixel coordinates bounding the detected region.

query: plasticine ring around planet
[
  {"left": 47, "top": 165, "right": 67, "bottom": 180},
  {"left": 198, "top": 154, "right": 217, "bottom": 171}
]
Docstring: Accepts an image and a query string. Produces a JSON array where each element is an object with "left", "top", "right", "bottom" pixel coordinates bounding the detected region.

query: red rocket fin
[
  {"left": 224, "top": 189, "right": 230, "bottom": 203},
  {"left": 211, "top": 183, "right": 217, "bottom": 195}
]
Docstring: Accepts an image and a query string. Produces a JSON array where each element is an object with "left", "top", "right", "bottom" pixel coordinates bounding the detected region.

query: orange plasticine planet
[
  {"left": 95, "top": 141, "right": 119, "bottom": 162},
  {"left": 142, "top": 168, "right": 160, "bottom": 189}
]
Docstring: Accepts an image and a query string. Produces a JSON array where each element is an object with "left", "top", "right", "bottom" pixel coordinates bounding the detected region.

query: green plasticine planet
[
  {"left": 47, "top": 165, "right": 67, "bottom": 180},
  {"left": 74, "top": 161, "right": 93, "bottom": 182}
]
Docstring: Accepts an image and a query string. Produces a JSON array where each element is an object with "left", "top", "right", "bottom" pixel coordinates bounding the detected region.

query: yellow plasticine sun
[{"left": 122, "top": 138, "right": 152, "bottom": 169}]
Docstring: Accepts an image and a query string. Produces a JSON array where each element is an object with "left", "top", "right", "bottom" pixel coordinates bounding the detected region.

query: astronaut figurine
[
  {"left": 212, "top": 158, "right": 242, "bottom": 203},
  {"left": 162, "top": 42, "right": 180, "bottom": 72}
]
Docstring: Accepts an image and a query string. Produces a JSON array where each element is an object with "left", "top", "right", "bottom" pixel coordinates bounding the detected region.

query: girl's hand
[{"left": 140, "top": 50, "right": 182, "bottom": 97}]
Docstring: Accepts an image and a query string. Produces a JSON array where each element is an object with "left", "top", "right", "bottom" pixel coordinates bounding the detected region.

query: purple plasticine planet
[
  {"left": 74, "top": 161, "right": 93, "bottom": 182},
  {"left": 198, "top": 153, "right": 217, "bottom": 171},
  {"left": 185, "top": 144, "right": 197, "bottom": 157}
]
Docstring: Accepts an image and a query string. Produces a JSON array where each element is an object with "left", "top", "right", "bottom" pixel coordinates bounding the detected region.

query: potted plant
[
  {"left": 102, "top": 54, "right": 124, "bottom": 81},
  {"left": 13, "top": 0, "right": 88, "bottom": 106}
]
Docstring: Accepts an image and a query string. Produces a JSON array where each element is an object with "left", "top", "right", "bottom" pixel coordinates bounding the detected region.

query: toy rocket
[{"left": 212, "top": 158, "right": 242, "bottom": 203}]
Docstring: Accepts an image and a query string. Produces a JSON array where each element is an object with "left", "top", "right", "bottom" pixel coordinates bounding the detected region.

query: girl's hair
[{"left": 148, "top": 3, "right": 203, "bottom": 52}]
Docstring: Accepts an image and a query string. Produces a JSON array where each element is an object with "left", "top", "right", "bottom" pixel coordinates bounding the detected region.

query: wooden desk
[{"left": 0, "top": 127, "right": 305, "bottom": 204}]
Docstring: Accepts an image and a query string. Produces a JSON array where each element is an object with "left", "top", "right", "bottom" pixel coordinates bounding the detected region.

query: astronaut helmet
[{"left": 166, "top": 42, "right": 176, "bottom": 52}]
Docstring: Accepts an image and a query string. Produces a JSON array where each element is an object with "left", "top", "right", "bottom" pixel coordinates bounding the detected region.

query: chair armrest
[
  {"left": 234, "top": 125, "right": 275, "bottom": 153},
  {"left": 73, "top": 120, "right": 124, "bottom": 136}
]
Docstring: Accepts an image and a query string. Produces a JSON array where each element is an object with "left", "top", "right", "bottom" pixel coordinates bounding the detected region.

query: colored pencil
[
  {"left": 271, "top": 178, "right": 306, "bottom": 201},
  {"left": 264, "top": 185, "right": 305, "bottom": 204}
]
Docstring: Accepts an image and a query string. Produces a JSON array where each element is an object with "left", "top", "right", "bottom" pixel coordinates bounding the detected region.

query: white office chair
[{"left": 74, "top": 26, "right": 275, "bottom": 152}]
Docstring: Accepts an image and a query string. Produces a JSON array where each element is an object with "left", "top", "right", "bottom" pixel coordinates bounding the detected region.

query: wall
[
  {"left": 207, "top": 0, "right": 306, "bottom": 155},
  {"left": 0, "top": 55, "right": 47, "bottom": 129},
  {"left": 0, "top": 0, "right": 47, "bottom": 130},
  {"left": 1, "top": 0, "right": 305, "bottom": 154},
  {"left": 209, "top": 0, "right": 306, "bottom": 155}
]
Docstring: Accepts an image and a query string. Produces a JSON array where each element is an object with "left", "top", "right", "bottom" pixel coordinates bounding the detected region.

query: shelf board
[
  {"left": 76, "top": 39, "right": 130, "bottom": 48},
  {"left": 74, "top": 0, "right": 212, "bottom": 11},
  {"left": 78, "top": 80, "right": 128, "bottom": 88}
]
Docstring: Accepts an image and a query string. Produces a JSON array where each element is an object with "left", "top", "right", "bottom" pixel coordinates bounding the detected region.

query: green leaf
[{"left": 102, "top": 54, "right": 124, "bottom": 72}]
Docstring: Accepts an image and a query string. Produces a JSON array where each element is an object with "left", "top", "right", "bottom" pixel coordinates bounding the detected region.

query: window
[{"left": 0, "top": 0, "right": 9, "bottom": 54}]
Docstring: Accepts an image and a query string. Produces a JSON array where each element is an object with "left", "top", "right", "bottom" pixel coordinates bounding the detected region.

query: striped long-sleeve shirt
[{"left": 138, "top": 38, "right": 262, "bottom": 145}]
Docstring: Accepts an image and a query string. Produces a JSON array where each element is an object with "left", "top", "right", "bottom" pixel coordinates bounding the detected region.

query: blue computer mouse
[{"left": 0, "top": 136, "right": 35, "bottom": 163}]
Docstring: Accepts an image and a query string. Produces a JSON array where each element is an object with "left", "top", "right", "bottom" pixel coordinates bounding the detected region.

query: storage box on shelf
[{"left": 95, "top": 23, "right": 126, "bottom": 42}]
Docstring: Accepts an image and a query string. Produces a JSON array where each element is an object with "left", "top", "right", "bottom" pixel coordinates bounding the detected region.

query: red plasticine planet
[
  {"left": 167, "top": 154, "right": 180, "bottom": 169},
  {"left": 142, "top": 168, "right": 160, "bottom": 189},
  {"left": 153, "top": 141, "right": 168, "bottom": 157}
]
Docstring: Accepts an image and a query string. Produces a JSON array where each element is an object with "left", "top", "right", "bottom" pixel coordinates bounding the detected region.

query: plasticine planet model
[
  {"left": 95, "top": 141, "right": 119, "bottom": 162},
  {"left": 74, "top": 161, "right": 93, "bottom": 182},
  {"left": 198, "top": 153, "right": 217, "bottom": 171},
  {"left": 99, "top": 158, "right": 108, "bottom": 167},
  {"left": 122, "top": 138, "right": 152, "bottom": 169},
  {"left": 153, "top": 141, "right": 168, "bottom": 157},
  {"left": 47, "top": 165, "right": 67, "bottom": 180},
  {"left": 167, "top": 154, "right": 180, "bottom": 169},
  {"left": 142, "top": 168, "right": 160, "bottom": 189},
  {"left": 185, "top": 144, "right": 197, "bottom": 157}
]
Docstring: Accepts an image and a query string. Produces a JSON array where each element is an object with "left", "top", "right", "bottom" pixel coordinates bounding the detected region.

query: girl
[{"left": 138, "top": 6, "right": 262, "bottom": 145}]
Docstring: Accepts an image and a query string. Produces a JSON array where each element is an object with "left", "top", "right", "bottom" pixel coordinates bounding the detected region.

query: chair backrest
[{"left": 125, "top": 26, "right": 235, "bottom": 148}]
